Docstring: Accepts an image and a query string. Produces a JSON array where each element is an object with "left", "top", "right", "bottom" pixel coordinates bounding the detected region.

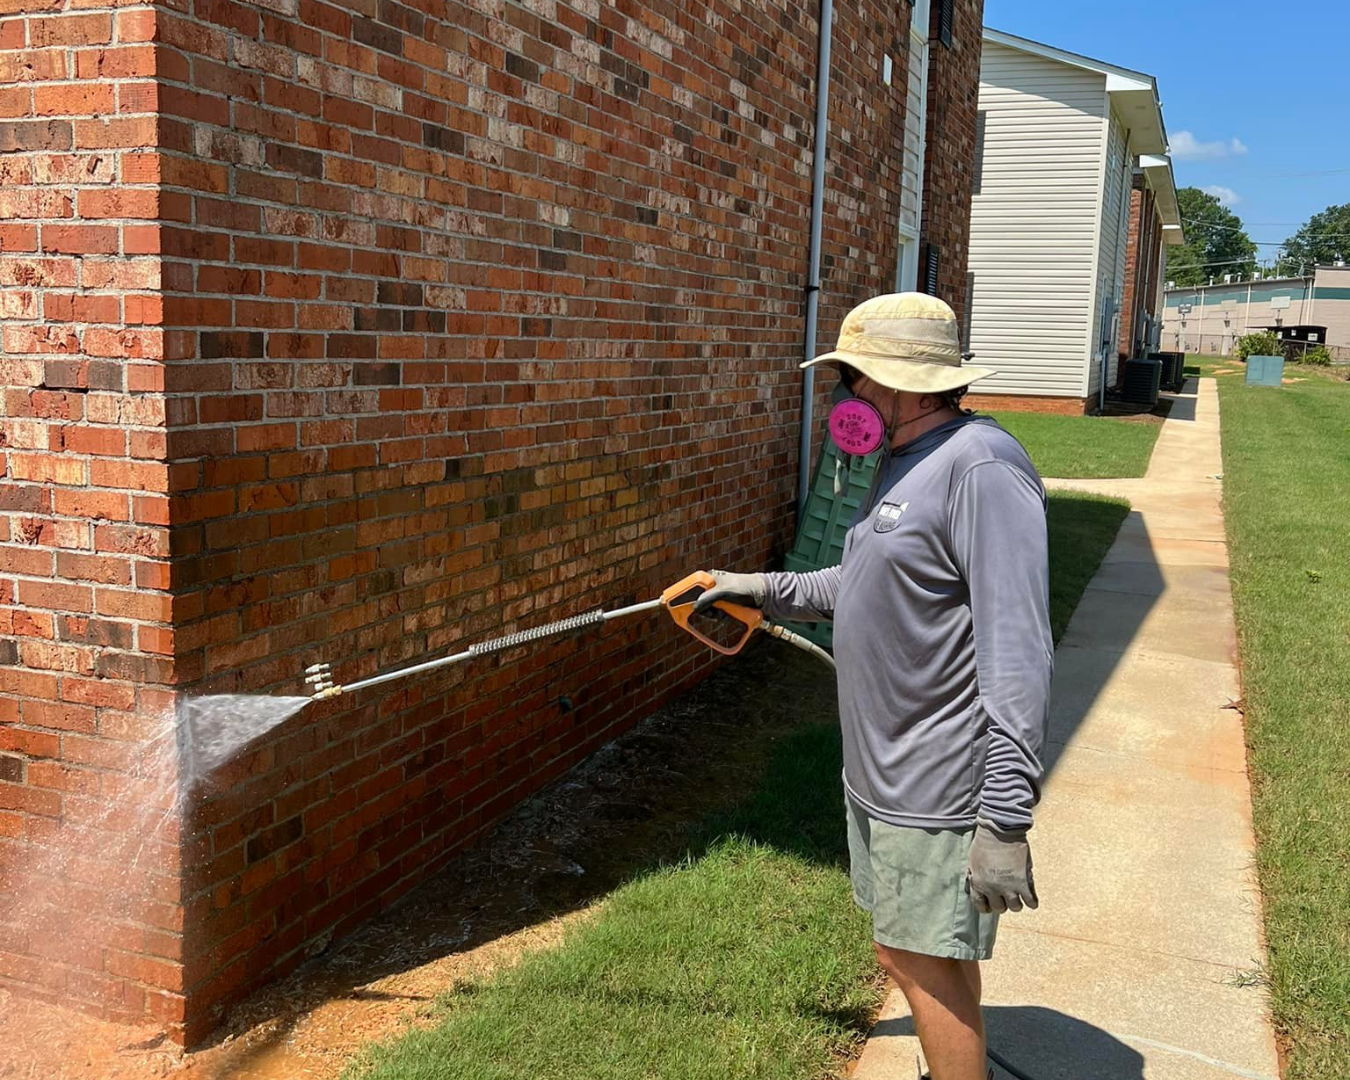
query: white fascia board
[{"left": 1105, "top": 71, "right": 1153, "bottom": 94}]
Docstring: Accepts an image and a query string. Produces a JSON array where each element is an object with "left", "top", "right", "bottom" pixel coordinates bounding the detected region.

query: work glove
[
  {"left": 966, "top": 819, "right": 1038, "bottom": 914},
  {"left": 693, "top": 570, "right": 768, "bottom": 614}
]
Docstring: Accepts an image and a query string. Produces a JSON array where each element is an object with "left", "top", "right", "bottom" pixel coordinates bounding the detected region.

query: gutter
[{"left": 797, "top": 0, "right": 833, "bottom": 525}]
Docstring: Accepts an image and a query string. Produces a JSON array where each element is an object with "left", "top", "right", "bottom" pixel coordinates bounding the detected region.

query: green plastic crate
[{"left": 779, "top": 437, "right": 881, "bottom": 649}]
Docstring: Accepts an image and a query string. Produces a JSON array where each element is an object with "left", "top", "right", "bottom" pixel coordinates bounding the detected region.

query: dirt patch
[
  {"left": 0, "top": 992, "right": 176, "bottom": 1080},
  {"left": 0, "top": 642, "right": 838, "bottom": 1080}
]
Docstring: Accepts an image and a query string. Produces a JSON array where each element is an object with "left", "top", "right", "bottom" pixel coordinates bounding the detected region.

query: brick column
[{"left": 0, "top": 0, "right": 185, "bottom": 1031}]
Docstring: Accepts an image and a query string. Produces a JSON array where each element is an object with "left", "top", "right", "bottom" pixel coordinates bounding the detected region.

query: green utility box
[
  {"left": 1245, "top": 355, "right": 1284, "bottom": 387},
  {"left": 779, "top": 437, "right": 881, "bottom": 649}
]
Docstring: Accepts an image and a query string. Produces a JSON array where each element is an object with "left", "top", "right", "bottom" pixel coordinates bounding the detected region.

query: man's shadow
[{"left": 875, "top": 1005, "right": 1146, "bottom": 1079}]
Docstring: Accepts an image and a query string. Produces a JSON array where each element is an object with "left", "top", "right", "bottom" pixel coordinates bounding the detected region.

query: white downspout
[{"left": 797, "top": 0, "right": 834, "bottom": 524}]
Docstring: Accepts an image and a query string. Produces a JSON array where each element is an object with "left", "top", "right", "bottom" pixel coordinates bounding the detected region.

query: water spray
[{"left": 176, "top": 574, "right": 832, "bottom": 789}]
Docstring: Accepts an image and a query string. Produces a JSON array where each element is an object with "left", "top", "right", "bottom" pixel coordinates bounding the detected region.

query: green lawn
[
  {"left": 989, "top": 410, "right": 1162, "bottom": 479},
  {"left": 1046, "top": 493, "right": 1131, "bottom": 640},
  {"left": 346, "top": 496, "right": 1129, "bottom": 1080},
  {"left": 1202, "top": 359, "right": 1350, "bottom": 1076}
]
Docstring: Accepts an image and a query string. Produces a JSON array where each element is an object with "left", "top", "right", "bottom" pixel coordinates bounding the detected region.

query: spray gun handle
[{"left": 660, "top": 571, "right": 764, "bottom": 656}]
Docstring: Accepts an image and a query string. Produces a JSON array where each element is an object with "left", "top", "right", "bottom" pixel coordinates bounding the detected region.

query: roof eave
[
  {"left": 1108, "top": 85, "right": 1167, "bottom": 156},
  {"left": 1139, "top": 154, "right": 1183, "bottom": 237}
]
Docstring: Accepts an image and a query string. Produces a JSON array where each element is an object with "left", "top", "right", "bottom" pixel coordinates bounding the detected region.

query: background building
[
  {"left": 1163, "top": 264, "right": 1350, "bottom": 357},
  {"left": 964, "top": 29, "right": 1183, "bottom": 414},
  {"left": 0, "top": 0, "right": 987, "bottom": 1043},
  {"left": 1120, "top": 156, "right": 1180, "bottom": 364}
]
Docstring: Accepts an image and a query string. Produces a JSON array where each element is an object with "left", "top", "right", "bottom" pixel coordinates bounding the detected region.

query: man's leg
[
  {"left": 961, "top": 956, "right": 982, "bottom": 1005},
  {"left": 874, "top": 943, "right": 986, "bottom": 1080}
]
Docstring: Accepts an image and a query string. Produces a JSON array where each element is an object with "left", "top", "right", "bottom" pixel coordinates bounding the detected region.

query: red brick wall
[
  {"left": 0, "top": 0, "right": 186, "bottom": 1030},
  {"left": 1121, "top": 185, "right": 1141, "bottom": 360},
  {"left": 2, "top": 0, "right": 983, "bottom": 1042},
  {"left": 1120, "top": 180, "right": 1161, "bottom": 365},
  {"left": 1139, "top": 198, "right": 1164, "bottom": 355}
]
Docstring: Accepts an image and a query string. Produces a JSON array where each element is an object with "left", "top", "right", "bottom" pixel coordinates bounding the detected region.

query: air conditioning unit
[{"left": 1224, "top": 274, "right": 1233, "bottom": 284}]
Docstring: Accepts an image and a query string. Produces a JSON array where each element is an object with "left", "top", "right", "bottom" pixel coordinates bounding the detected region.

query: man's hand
[
  {"left": 966, "top": 820, "right": 1038, "bottom": 914},
  {"left": 692, "top": 570, "right": 767, "bottom": 613}
]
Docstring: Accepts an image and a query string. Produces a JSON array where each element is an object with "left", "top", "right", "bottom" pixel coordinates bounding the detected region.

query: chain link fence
[{"left": 1164, "top": 332, "right": 1350, "bottom": 364}]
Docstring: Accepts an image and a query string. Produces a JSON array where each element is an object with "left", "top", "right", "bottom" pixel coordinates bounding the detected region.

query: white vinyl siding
[
  {"left": 1088, "top": 113, "right": 1132, "bottom": 398},
  {"left": 966, "top": 43, "right": 1107, "bottom": 398}
]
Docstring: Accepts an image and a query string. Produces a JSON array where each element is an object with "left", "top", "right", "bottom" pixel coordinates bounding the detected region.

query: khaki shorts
[{"left": 846, "top": 795, "right": 999, "bottom": 960}]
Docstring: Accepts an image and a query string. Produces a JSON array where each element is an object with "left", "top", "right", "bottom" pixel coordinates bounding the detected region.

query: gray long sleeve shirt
[{"left": 765, "top": 416, "right": 1053, "bottom": 832}]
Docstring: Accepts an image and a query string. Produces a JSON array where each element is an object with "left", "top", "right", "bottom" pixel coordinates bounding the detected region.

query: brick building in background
[
  {"left": 1119, "top": 156, "right": 1181, "bottom": 366},
  {"left": 0, "top": 0, "right": 984, "bottom": 1042}
]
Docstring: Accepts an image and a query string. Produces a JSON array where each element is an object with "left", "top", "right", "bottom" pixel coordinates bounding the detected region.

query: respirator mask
[
  {"left": 826, "top": 365, "right": 889, "bottom": 496},
  {"left": 824, "top": 362, "right": 967, "bottom": 496}
]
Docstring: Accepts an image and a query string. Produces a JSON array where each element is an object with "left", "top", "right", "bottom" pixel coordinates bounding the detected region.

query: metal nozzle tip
[{"left": 304, "top": 662, "right": 336, "bottom": 696}]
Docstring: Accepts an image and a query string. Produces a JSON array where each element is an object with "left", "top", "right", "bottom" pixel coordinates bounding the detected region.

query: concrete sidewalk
[{"left": 851, "top": 380, "right": 1280, "bottom": 1080}]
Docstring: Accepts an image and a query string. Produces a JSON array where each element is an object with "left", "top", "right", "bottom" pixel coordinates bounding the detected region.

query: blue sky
[{"left": 983, "top": 0, "right": 1350, "bottom": 261}]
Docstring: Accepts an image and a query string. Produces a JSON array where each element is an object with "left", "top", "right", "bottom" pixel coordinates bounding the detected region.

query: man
[{"left": 698, "top": 293, "right": 1053, "bottom": 1080}]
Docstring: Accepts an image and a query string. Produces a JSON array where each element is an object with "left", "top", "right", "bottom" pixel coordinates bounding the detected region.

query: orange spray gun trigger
[{"left": 660, "top": 571, "right": 764, "bottom": 656}]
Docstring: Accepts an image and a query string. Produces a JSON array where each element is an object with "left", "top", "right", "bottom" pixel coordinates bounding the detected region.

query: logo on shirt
[{"left": 873, "top": 501, "right": 910, "bottom": 533}]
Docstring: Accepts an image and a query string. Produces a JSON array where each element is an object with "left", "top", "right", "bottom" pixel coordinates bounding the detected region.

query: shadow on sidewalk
[
  {"left": 1159, "top": 378, "right": 1199, "bottom": 422},
  {"left": 874, "top": 1005, "right": 1146, "bottom": 1079},
  {"left": 1041, "top": 508, "right": 1165, "bottom": 777}
]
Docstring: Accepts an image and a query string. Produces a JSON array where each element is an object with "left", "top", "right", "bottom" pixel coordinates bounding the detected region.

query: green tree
[
  {"left": 1169, "top": 188, "right": 1258, "bottom": 286},
  {"left": 1282, "top": 203, "right": 1350, "bottom": 269}
]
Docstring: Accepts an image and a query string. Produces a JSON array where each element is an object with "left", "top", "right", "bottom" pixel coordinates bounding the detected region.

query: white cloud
[
  {"left": 1171, "top": 131, "right": 1250, "bottom": 162},
  {"left": 1201, "top": 185, "right": 1242, "bottom": 207}
]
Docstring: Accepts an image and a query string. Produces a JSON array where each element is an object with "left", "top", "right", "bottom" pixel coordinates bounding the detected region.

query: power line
[
  {"left": 1250, "top": 166, "right": 1350, "bottom": 178},
  {"left": 1181, "top": 217, "right": 1350, "bottom": 240},
  {"left": 1166, "top": 253, "right": 1315, "bottom": 271},
  {"left": 1165, "top": 254, "right": 1264, "bottom": 269}
]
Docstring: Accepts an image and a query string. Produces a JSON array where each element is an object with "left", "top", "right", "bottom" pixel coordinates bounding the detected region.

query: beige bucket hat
[{"left": 802, "top": 292, "right": 995, "bottom": 394}]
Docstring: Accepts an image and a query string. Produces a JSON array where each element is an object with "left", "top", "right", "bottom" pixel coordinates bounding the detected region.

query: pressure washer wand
[
  {"left": 306, "top": 599, "right": 663, "bottom": 700},
  {"left": 305, "top": 573, "right": 834, "bottom": 702}
]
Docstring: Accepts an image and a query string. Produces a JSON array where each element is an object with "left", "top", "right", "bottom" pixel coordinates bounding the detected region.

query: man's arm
[
  {"left": 949, "top": 462, "right": 1054, "bottom": 831},
  {"left": 762, "top": 566, "right": 842, "bottom": 623}
]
